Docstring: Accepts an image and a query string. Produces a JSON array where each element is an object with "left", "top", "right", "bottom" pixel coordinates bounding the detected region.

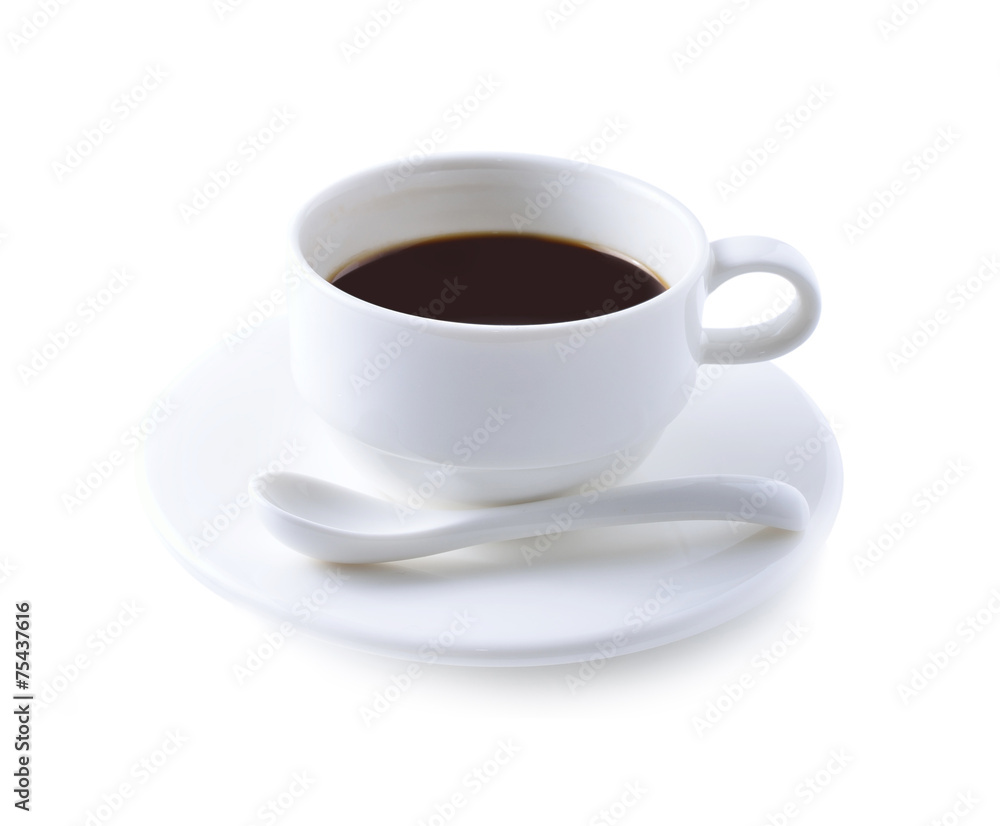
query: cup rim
[{"left": 289, "top": 151, "right": 710, "bottom": 334}]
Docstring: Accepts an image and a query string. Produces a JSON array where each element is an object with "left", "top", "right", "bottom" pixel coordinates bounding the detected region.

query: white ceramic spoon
[{"left": 250, "top": 472, "right": 810, "bottom": 564}]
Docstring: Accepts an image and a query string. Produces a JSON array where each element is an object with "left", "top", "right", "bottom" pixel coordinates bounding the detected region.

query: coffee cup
[{"left": 288, "top": 152, "right": 820, "bottom": 506}]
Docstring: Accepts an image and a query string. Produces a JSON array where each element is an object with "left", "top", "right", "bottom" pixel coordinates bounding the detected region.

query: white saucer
[{"left": 139, "top": 316, "right": 842, "bottom": 667}]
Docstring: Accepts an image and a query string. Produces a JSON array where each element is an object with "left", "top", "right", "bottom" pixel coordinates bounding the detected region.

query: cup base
[{"left": 321, "top": 426, "right": 665, "bottom": 508}]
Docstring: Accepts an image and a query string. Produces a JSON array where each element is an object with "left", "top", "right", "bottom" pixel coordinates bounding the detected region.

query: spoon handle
[
  {"left": 253, "top": 472, "right": 810, "bottom": 564},
  {"left": 443, "top": 475, "right": 809, "bottom": 546}
]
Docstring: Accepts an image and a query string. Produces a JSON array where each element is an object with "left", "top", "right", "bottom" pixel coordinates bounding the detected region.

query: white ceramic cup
[{"left": 288, "top": 153, "right": 820, "bottom": 506}]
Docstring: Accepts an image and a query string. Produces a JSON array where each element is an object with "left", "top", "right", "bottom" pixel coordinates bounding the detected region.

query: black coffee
[{"left": 328, "top": 233, "right": 667, "bottom": 324}]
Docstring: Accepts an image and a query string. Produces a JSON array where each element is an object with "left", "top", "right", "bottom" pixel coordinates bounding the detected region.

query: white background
[{"left": 4, "top": 0, "right": 1000, "bottom": 823}]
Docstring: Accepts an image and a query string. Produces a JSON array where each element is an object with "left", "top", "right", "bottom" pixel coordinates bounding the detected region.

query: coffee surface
[{"left": 329, "top": 233, "right": 667, "bottom": 324}]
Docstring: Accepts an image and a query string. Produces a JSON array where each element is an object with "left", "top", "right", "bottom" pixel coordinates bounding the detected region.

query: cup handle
[{"left": 700, "top": 236, "right": 821, "bottom": 364}]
